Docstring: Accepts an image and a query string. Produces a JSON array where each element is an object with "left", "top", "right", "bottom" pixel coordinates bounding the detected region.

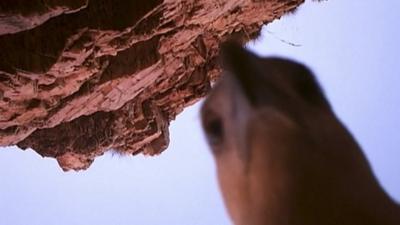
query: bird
[{"left": 200, "top": 42, "right": 400, "bottom": 225}]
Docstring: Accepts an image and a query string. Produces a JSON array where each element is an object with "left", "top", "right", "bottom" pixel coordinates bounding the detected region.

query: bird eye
[{"left": 203, "top": 116, "right": 224, "bottom": 148}]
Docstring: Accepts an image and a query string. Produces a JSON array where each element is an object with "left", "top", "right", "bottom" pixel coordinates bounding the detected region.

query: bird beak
[{"left": 219, "top": 41, "right": 265, "bottom": 106}]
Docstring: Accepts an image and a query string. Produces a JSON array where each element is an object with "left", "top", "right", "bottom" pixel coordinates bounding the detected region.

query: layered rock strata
[{"left": 0, "top": 0, "right": 303, "bottom": 171}]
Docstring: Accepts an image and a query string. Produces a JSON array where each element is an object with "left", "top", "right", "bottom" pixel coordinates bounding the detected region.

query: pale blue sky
[{"left": 0, "top": 1, "right": 399, "bottom": 225}]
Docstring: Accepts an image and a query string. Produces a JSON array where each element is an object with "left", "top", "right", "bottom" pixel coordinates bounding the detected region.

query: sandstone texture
[{"left": 0, "top": 0, "right": 304, "bottom": 171}]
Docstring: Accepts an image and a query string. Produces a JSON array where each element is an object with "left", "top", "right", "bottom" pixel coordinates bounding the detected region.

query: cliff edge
[{"left": 0, "top": 0, "right": 303, "bottom": 171}]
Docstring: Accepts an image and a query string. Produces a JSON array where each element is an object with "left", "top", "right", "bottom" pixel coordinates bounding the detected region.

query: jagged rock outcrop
[{"left": 0, "top": 0, "right": 304, "bottom": 171}]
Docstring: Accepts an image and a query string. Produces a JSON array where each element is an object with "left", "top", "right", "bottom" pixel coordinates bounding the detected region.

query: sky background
[{"left": 1, "top": 0, "right": 399, "bottom": 225}]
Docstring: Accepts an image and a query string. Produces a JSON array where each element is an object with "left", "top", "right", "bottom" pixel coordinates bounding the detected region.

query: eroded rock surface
[{"left": 0, "top": 0, "right": 304, "bottom": 171}]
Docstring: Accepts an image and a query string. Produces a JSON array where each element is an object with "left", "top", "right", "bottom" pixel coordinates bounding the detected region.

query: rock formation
[{"left": 0, "top": 0, "right": 304, "bottom": 171}]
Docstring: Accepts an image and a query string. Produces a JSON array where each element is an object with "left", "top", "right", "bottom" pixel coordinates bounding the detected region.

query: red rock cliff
[{"left": 0, "top": 0, "right": 304, "bottom": 171}]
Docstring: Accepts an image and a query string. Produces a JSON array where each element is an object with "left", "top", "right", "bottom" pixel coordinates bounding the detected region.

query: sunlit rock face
[{"left": 0, "top": 0, "right": 303, "bottom": 171}]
